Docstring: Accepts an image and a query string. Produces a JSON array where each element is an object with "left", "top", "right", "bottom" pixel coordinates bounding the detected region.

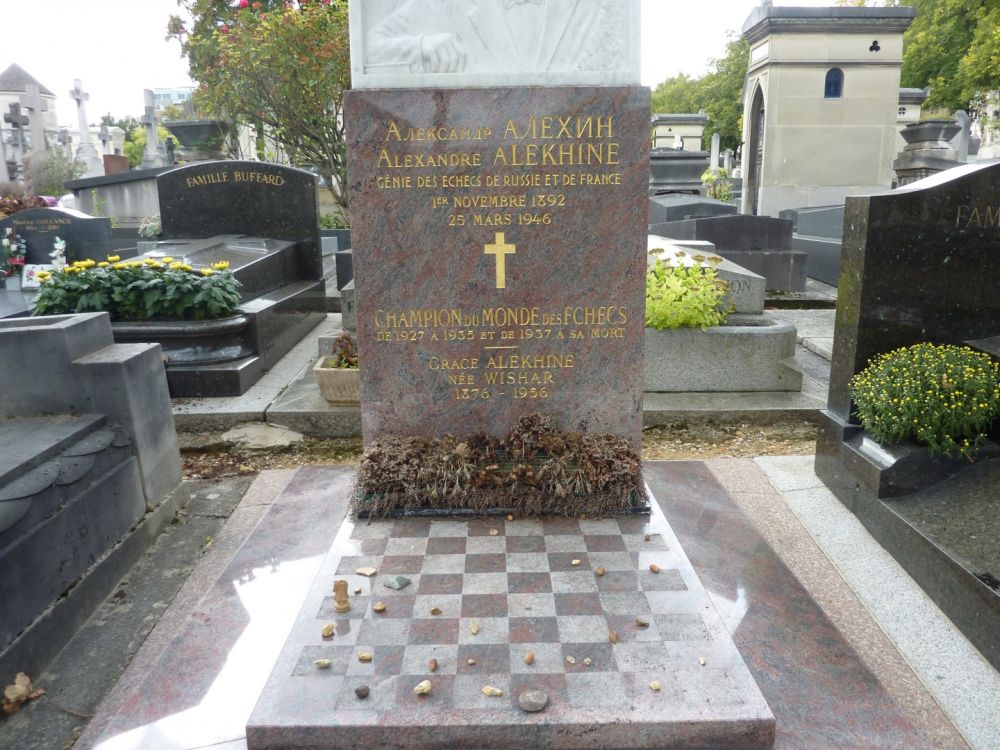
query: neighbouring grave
[
  {"left": 0, "top": 312, "right": 181, "bottom": 678},
  {"left": 815, "top": 162, "right": 1000, "bottom": 671},
  {"left": 647, "top": 193, "right": 736, "bottom": 226},
  {"left": 650, "top": 214, "right": 806, "bottom": 292},
  {"left": 644, "top": 237, "right": 800, "bottom": 393},
  {"left": 0, "top": 206, "right": 112, "bottom": 266},
  {"left": 247, "top": 1, "right": 775, "bottom": 748},
  {"left": 780, "top": 204, "right": 844, "bottom": 287},
  {"left": 110, "top": 161, "right": 327, "bottom": 397}
]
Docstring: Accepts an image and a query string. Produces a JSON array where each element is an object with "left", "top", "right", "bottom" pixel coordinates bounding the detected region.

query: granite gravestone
[
  {"left": 247, "top": 6, "right": 777, "bottom": 749},
  {"left": 0, "top": 207, "right": 112, "bottom": 265},
  {"left": 346, "top": 0, "right": 649, "bottom": 450},
  {"left": 648, "top": 193, "right": 736, "bottom": 226},
  {"left": 347, "top": 86, "right": 649, "bottom": 448},
  {"left": 157, "top": 160, "right": 322, "bottom": 280},
  {"left": 820, "top": 162, "right": 1000, "bottom": 426},
  {"left": 649, "top": 213, "right": 806, "bottom": 292},
  {"left": 815, "top": 161, "right": 1000, "bottom": 672}
]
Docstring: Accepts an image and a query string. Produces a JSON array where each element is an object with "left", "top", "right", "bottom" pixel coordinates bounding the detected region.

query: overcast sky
[{"left": 4, "top": 0, "right": 839, "bottom": 126}]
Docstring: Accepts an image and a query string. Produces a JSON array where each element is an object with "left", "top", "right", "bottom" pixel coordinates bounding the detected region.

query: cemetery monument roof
[
  {"left": 743, "top": 5, "right": 918, "bottom": 43},
  {"left": 651, "top": 113, "right": 708, "bottom": 126},
  {"left": 0, "top": 63, "right": 54, "bottom": 97},
  {"left": 899, "top": 87, "right": 931, "bottom": 106}
]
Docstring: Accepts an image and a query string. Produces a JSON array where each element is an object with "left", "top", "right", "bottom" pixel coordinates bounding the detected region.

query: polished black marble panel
[
  {"left": 0, "top": 207, "right": 112, "bottom": 265},
  {"left": 158, "top": 161, "right": 322, "bottom": 280},
  {"left": 828, "top": 163, "right": 1000, "bottom": 418}
]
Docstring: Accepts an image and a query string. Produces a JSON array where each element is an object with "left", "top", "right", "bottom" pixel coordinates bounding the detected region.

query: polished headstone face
[
  {"left": 647, "top": 194, "right": 736, "bottom": 225},
  {"left": 0, "top": 207, "right": 112, "bottom": 264},
  {"left": 157, "top": 161, "right": 323, "bottom": 279},
  {"left": 827, "top": 162, "right": 1000, "bottom": 417},
  {"left": 651, "top": 214, "right": 793, "bottom": 253},
  {"left": 347, "top": 86, "right": 649, "bottom": 448}
]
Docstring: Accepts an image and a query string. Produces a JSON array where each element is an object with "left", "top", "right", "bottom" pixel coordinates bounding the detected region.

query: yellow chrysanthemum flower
[{"left": 107, "top": 254, "right": 120, "bottom": 262}]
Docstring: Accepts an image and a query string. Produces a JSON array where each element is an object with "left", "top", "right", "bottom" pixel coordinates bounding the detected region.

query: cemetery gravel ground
[{"left": 179, "top": 417, "right": 819, "bottom": 479}]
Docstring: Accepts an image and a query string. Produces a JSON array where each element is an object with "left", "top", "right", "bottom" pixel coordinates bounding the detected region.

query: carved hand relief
[{"left": 350, "top": 0, "right": 640, "bottom": 88}]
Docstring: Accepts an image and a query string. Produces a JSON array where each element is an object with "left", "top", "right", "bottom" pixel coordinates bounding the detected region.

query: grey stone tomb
[
  {"left": 0, "top": 312, "right": 181, "bottom": 678},
  {"left": 644, "top": 235, "right": 800, "bottom": 392}
]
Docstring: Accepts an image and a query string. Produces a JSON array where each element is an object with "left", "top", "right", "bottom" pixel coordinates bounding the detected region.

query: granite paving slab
[
  {"left": 246, "top": 488, "right": 775, "bottom": 750},
  {"left": 75, "top": 462, "right": 951, "bottom": 750}
]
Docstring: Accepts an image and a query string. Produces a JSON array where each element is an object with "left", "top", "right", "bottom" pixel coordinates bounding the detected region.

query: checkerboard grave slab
[{"left": 247, "top": 488, "right": 775, "bottom": 749}]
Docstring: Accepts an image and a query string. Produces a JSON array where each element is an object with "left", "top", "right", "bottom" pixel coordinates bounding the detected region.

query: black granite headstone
[
  {"left": 814, "top": 161, "right": 1000, "bottom": 674},
  {"left": 780, "top": 205, "right": 844, "bottom": 238},
  {"left": 157, "top": 161, "right": 322, "bottom": 279},
  {"left": 649, "top": 214, "right": 805, "bottom": 291},
  {"left": 826, "top": 162, "right": 1000, "bottom": 417},
  {"left": 0, "top": 207, "right": 112, "bottom": 265},
  {"left": 648, "top": 194, "right": 737, "bottom": 225},
  {"left": 653, "top": 214, "right": 792, "bottom": 252}
]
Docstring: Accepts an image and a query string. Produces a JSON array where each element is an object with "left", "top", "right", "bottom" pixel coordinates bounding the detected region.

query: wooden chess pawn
[{"left": 333, "top": 579, "right": 351, "bottom": 613}]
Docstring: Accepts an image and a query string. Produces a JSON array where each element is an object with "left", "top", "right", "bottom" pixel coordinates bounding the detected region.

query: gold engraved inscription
[{"left": 955, "top": 204, "right": 1000, "bottom": 228}]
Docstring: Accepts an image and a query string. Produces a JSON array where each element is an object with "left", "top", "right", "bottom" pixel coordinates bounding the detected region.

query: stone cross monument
[
  {"left": 99, "top": 124, "right": 112, "bottom": 154},
  {"left": 70, "top": 80, "right": 104, "bottom": 177},
  {"left": 140, "top": 89, "right": 163, "bottom": 169},
  {"left": 17, "top": 84, "right": 48, "bottom": 156},
  {"left": 0, "top": 122, "right": 8, "bottom": 181},
  {"left": 3, "top": 104, "right": 28, "bottom": 179}
]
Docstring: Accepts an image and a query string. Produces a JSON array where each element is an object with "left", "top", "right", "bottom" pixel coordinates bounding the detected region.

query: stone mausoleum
[{"left": 740, "top": 4, "right": 916, "bottom": 217}]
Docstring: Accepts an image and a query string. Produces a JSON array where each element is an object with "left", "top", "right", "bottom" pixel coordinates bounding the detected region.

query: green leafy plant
[
  {"left": 700, "top": 167, "right": 734, "bottom": 202},
  {"left": 645, "top": 258, "right": 730, "bottom": 330},
  {"left": 319, "top": 210, "right": 349, "bottom": 230},
  {"left": 321, "top": 332, "right": 358, "bottom": 369},
  {"left": 850, "top": 343, "right": 1000, "bottom": 459},
  {"left": 31, "top": 255, "right": 242, "bottom": 321}
]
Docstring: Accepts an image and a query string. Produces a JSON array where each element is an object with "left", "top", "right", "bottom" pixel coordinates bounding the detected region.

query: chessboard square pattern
[
  {"left": 400, "top": 644, "right": 459, "bottom": 675},
  {"left": 426, "top": 536, "right": 467, "bottom": 555},
  {"left": 251, "top": 479, "right": 775, "bottom": 749}
]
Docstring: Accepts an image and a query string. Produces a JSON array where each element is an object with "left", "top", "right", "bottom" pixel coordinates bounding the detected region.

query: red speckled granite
[{"left": 345, "top": 86, "right": 649, "bottom": 450}]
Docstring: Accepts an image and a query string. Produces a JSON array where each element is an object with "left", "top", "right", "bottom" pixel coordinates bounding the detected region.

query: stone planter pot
[
  {"left": 111, "top": 315, "right": 253, "bottom": 366},
  {"left": 899, "top": 119, "right": 961, "bottom": 150},
  {"left": 313, "top": 358, "right": 360, "bottom": 403},
  {"left": 643, "top": 313, "right": 801, "bottom": 392},
  {"left": 163, "top": 119, "right": 231, "bottom": 161}
]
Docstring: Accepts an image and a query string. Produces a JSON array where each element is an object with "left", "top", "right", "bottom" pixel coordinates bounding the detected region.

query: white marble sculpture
[{"left": 349, "top": 0, "right": 640, "bottom": 89}]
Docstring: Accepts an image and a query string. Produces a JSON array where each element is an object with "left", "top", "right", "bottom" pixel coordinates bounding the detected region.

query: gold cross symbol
[{"left": 484, "top": 232, "right": 516, "bottom": 289}]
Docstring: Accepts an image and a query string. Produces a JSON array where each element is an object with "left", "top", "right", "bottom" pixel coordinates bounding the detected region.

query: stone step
[{"left": 0, "top": 415, "right": 142, "bottom": 656}]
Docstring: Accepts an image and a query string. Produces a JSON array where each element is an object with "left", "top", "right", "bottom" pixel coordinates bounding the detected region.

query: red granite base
[{"left": 245, "top": 487, "right": 775, "bottom": 749}]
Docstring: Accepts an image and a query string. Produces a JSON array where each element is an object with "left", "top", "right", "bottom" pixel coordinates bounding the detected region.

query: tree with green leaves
[
  {"left": 168, "top": 0, "right": 351, "bottom": 208},
  {"left": 24, "top": 149, "right": 84, "bottom": 196},
  {"left": 838, "top": 0, "right": 1000, "bottom": 112},
  {"left": 649, "top": 36, "right": 749, "bottom": 151}
]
